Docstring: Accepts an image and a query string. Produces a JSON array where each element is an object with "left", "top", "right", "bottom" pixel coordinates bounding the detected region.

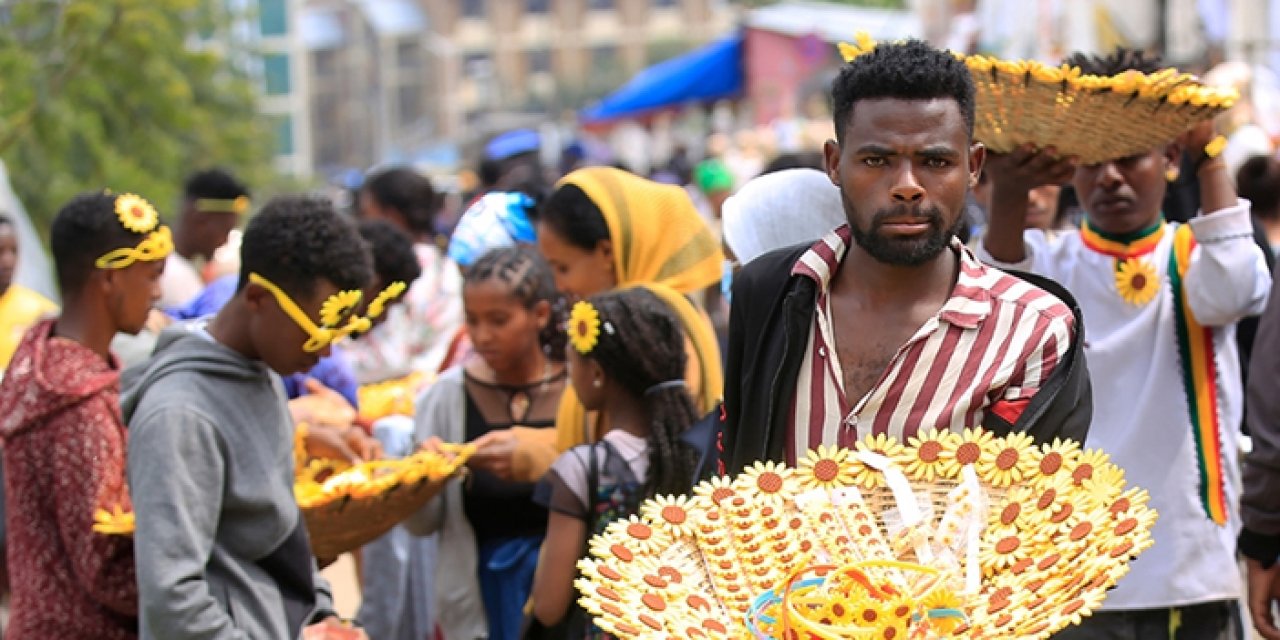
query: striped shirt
[{"left": 788, "top": 225, "right": 1074, "bottom": 462}]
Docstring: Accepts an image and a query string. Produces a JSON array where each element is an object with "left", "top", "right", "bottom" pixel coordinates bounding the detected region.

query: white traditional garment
[{"left": 978, "top": 202, "right": 1270, "bottom": 609}]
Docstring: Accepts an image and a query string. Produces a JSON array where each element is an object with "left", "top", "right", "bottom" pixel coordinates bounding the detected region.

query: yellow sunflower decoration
[
  {"left": 1115, "top": 259, "right": 1159, "bottom": 306},
  {"left": 319, "top": 289, "right": 364, "bottom": 328},
  {"left": 114, "top": 193, "right": 159, "bottom": 233},
  {"left": 365, "top": 281, "right": 408, "bottom": 319},
  {"left": 568, "top": 300, "right": 602, "bottom": 354}
]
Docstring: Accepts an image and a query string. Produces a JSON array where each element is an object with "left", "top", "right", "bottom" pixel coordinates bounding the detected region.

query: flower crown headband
[
  {"left": 195, "top": 195, "right": 251, "bottom": 215},
  {"left": 94, "top": 193, "right": 174, "bottom": 269},
  {"left": 249, "top": 274, "right": 408, "bottom": 352},
  {"left": 568, "top": 300, "right": 615, "bottom": 355}
]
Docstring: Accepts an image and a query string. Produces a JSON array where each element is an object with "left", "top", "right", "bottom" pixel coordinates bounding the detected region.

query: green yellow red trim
[
  {"left": 1081, "top": 218, "right": 1166, "bottom": 259},
  {"left": 1168, "top": 224, "right": 1228, "bottom": 525}
]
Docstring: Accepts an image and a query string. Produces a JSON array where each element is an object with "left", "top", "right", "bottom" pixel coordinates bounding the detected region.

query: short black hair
[
  {"left": 50, "top": 191, "right": 153, "bottom": 293},
  {"left": 238, "top": 195, "right": 373, "bottom": 300},
  {"left": 362, "top": 167, "right": 439, "bottom": 236},
  {"left": 357, "top": 219, "right": 421, "bottom": 287},
  {"left": 1238, "top": 155, "right": 1280, "bottom": 219},
  {"left": 1064, "top": 47, "right": 1163, "bottom": 76},
  {"left": 831, "top": 39, "right": 976, "bottom": 143},
  {"left": 183, "top": 168, "right": 251, "bottom": 201},
  {"left": 535, "top": 184, "right": 610, "bottom": 251}
]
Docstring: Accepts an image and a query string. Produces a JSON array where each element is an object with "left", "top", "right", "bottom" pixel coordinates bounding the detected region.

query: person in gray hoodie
[{"left": 123, "top": 195, "right": 374, "bottom": 640}]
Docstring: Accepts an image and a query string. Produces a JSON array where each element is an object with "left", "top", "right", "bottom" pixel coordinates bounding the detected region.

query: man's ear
[
  {"left": 969, "top": 142, "right": 987, "bottom": 185},
  {"left": 1163, "top": 142, "right": 1183, "bottom": 171},
  {"left": 243, "top": 281, "right": 267, "bottom": 312},
  {"left": 823, "top": 139, "right": 842, "bottom": 187}
]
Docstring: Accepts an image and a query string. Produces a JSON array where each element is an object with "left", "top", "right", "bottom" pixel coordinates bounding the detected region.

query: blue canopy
[{"left": 581, "top": 33, "right": 744, "bottom": 123}]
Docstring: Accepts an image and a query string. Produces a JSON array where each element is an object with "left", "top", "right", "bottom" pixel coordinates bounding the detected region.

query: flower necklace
[{"left": 1080, "top": 218, "right": 1165, "bottom": 306}]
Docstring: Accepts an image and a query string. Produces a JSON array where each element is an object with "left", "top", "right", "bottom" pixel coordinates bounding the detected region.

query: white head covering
[{"left": 721, "top": 168, "right": 847, "bottom": 265}]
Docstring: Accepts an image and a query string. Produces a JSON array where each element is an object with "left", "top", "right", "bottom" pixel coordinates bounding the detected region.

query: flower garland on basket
[{"left": 573, "top": 431, "right": 1156, "bottom": 639}]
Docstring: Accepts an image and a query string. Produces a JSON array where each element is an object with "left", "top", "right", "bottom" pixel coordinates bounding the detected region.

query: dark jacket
[{"left": 720, "top": 243, "right": 1093, "bottom": 475}]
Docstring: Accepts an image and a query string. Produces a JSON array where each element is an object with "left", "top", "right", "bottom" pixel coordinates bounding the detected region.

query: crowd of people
[{"left": 6, "top": 35, "right": 1280, "bottom": 640}]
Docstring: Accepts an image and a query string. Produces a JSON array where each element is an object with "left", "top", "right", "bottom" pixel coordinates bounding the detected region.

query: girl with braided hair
[
  {"left": 529, "top": 287, "right": 699, "bottom": 635},
  {"left": 408, "top": 246, "right": 567, "bottom": 640}
]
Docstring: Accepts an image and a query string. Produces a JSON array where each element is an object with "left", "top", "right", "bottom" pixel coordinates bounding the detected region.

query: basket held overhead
[{"left": 839, "top": 33, "right": 1238, "bottom": 165}]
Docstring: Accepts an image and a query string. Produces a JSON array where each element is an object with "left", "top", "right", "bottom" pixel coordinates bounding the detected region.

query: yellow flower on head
[
  {"left": 1115, "top": 258, "right": 1159, "bottom": 306},
  {"left": 320, "top": 289, "right": 363, "bottom": 328},
  {"left": 568, "top": 300, "right": 602, "bottom": 354},
  {"left": 115, "top": 193, "right": 159, "bottom": 233}
]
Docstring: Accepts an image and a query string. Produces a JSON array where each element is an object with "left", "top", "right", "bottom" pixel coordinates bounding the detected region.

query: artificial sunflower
[
  {"left": 641, "top": 494, "right": 698, "bottom": 538},
  {"left": 796, "top": 444, "right": 858, "bottom": 490},
  {"left": 975, "top": 431, "right": 1038, "bottom": 487},
  {"left": 568, "top": 300, "right": 602, "bottom": 354},
  {"left": 114, "top": 193, "right": 159, "bottom": 233},
  {"left": 320, "top": 289, "right": 363, "bottom": 327},
  {"left": 903, "top": 428, "right": 959, "bottom": 482},
  {"left": 1115, "top": 258, "right": 1160, "bottom": 306}
]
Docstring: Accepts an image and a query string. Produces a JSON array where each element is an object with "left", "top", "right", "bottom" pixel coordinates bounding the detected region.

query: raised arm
[{"left": 982, "top": 145, "right": 1077, "bottom": 265}]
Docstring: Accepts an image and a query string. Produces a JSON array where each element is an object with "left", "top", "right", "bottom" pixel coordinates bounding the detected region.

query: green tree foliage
[{"left": 0, "top": 0, "right": 274, "bottom": 231}]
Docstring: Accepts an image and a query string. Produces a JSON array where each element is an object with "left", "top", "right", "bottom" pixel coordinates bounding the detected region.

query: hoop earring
[{"left": 1166, "top": 167, "right": 1180, "bottom": 182}]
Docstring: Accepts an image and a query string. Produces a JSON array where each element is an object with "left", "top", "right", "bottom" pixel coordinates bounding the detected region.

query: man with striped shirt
[{"left": 721, "top": 40, "right": 1092, "bottom": 474}]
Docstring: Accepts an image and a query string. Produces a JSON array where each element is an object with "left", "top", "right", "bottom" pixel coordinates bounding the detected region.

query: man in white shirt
[{"left": 979, "top": 48, "right": 1271, "bottom": 640}]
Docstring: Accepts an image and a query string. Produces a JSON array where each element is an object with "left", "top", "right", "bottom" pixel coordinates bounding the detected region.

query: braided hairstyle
[
  {"left": 465, "top": 245, "right": 566, "bottom": 359},
  {"left": 582, "top": 288, "right": 698, "bottom": 497}
]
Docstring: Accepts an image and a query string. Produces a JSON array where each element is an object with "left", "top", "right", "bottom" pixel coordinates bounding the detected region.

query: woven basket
[
  {"left": 970, "top": 63, "right": 1231, "bottom": 164},
  {"left": 298, "top": 446, "right": 472, "bottom": 559},
  {"left": 574, "top": 431, "right": 1156, "bottom": 639},
  {"left": 838, "top": 36, "right": 1238, "bottom": 165}
]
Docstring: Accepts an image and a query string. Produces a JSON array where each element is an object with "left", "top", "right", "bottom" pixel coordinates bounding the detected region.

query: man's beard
[{"left": 847, "top": 203, "right": 962, "bottom": 267}]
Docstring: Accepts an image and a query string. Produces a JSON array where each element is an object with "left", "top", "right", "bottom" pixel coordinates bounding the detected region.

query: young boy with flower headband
[
  {"left": 0, "top": 191, "right": 169, "bottom": 638},
  {"left": 980, "top": 49, "right": 1271, "bottom": 638},
  {"left": 122, "top": 195, "right": 376, "bottom": 639}
]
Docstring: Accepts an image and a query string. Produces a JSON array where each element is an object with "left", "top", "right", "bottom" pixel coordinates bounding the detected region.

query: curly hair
[
  {"left": 50, "top": 191, "right": 159, "bottom": 293},
  {"left": 238, "top": 195, "right": 373, "bottom": 299},
  {"left": 466, "top": 245, "right": 566, "bottom": 359},
  {"left": 533, "top": 184, "right": 610, "bottom": 251},
  {"left": 357, "top": 219, "right": 422, "bottom": 287},
  {"left": 832, "top": 39, "right": 976, "bottom": 143},
  {"left": 362, "top": 167, "right": 439, "bottom": 237},
  {"left": 583, "top": 288, "right": 698, "bottom": 497},
  {"left": 1063, "top": 47, "right": 1163, "bottom": 76}
]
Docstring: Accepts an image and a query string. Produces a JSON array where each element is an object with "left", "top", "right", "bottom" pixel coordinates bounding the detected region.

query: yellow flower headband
[
  {"left": 249, "top": 273, "right": 406, "bottom": 353},
  {"left": 94, "top": 193, "right": 174, "bottom": 269},
  {"left": 568, "top": 300, "right": 615, "bottom": 355},
  {"left": 195, "top": 195, "right": 251, "bottom": 215}
]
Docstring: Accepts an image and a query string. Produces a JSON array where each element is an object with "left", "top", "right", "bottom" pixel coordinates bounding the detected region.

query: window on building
[
  {"left": 313, "top": 50, "right": 337, "bottom": 77},
  {"left": 263, "top": 53, "right": 291, "bottom": 95},
  {"left": 259, "top": 0, "right": 288, "bottom": 36},
  {"left": 273, "top": 114, "right": 294, "bottom": 156},
  {"left": 589, "top": 45, "right": 618, "bottom": 77},
  {"left": 462, "top": 0, "right": 485, "bottom": 18},
  {"left": 652, "top": 0, "right": 678, "bottom": 6},
  {"left": 526, "top": 0, "right": 550, "bottom": 13},
  {"left": 528, "top": 48, "right": 552, "bottom": 75},
  {"left": 588, "top": 0, "right": 613, "bottom": 9},
  {"left": 463, "top": 51, "right": 493, "bottom": 79},
  {"left": 398, "top": 85, "right": 423, "bottom": 127},
  {"left": 397, "top": 40, "right": 421, "bottom": 70}
]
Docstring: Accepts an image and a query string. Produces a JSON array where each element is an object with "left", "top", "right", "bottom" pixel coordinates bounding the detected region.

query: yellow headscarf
[{"left": 553, "top": 167, "right": 725, "bottom": 451}]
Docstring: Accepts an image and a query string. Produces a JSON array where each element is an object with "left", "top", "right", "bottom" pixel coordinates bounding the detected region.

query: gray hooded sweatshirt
[{"left": 122, "top": 325, "right": 336, "bottom": 640}]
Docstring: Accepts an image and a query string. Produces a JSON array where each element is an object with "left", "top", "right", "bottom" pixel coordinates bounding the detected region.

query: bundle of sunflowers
[
  {"left": 356, "top": 371, "right": 430, "bottom": 423},
  {"left": 840, "top": 33, "right": 1237, "bottom": 164},
  {"left": 574, "top": 431, "right": 1155, "bottom": 639},
  {"left": 95, "top": 444, "right": 472, "bottom": 559}
]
